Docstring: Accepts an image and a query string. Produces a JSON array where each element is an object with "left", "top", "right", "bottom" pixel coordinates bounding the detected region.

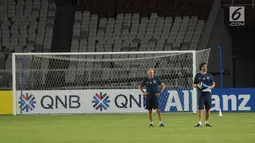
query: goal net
[{"left": 12, "top": 49, "right": 210, "bottom": 115}]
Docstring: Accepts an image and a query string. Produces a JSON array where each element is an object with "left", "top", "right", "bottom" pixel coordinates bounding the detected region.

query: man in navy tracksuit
[
  {"left": 139, "top": 68, "right": 166, "bottom": 127},
  {"left": 193, "top": 62, "right": 215, "bottom": 127}
]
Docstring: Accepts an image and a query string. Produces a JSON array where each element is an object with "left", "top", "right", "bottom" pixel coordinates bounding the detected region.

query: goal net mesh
[
  {"left": 15, "top": 49, "right": 210, "bottom": 90},
  {"left": 14, "top": 49, "right": 210, "bottom": 113}
]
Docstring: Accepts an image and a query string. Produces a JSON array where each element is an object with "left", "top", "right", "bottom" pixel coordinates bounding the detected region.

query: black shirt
[
  {"left": 194, "top": 72, "right": 214, "bottom": 92},
  {"left": 140, "top": 76, "right": 162, "bottom": 94}
]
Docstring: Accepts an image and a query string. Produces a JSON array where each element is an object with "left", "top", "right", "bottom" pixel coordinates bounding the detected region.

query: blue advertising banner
[
  {"left": 158, "top": 88, "right": 255, "bottom": 112},
  {"left": 211, "top": 88, "right": 254, "bottom": 112}
]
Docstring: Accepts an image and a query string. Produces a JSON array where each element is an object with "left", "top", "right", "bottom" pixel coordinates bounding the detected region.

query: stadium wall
[
  {"left": 0, "top": 91, "right": 13, "bottom": 115},
  {"left": 229, "top": 25, "right": 255, "bottom": 87},
  {"left": 223, "top": 7, "right": 255, "bottom": 87},
  {"left": 16, "top": 88, "right": 255, "bottom": 115},
  {"left": 208, "top": 8, "right": 233, "bottom": 88}
]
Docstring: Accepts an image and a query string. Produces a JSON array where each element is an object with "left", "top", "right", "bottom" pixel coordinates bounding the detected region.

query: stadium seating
[
  {"left": 1, "top": 0, "right": 217, "bottom": 89},
  {"left": 71, "top": 12, "right": 205, "bottom": 53},
  {"left": 66, "top": 0, "right": 211, "bottom": 88},
  {"left": 0, "top": 0, "right": 56, "bottom": 88}
]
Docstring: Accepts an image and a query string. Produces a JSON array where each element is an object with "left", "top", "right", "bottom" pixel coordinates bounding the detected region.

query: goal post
[{"left": 12, "top": 49, "right": 210, "bottom": 115}]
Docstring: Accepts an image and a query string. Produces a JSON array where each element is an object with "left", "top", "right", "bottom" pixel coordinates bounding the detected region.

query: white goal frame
[{"left": 12, "top": 51, "right": 197, "bottom": 115}]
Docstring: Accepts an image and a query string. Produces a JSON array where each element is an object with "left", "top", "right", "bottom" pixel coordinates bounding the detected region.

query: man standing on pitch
[
  {"left": 193, "top": 62, "right": 215, "bottom": 127},
  {"left": 139, "top": 68, "right": 166, "bottom": 127}
]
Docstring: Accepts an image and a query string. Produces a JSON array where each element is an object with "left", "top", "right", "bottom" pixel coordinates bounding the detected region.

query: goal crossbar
[{"left": 12, "top": 50, "right": 197, "bottom": 56}]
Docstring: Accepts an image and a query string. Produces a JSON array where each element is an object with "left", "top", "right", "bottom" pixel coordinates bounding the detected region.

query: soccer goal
[{"left": 12, "top": 49, "right": 210, "bottom": 115}]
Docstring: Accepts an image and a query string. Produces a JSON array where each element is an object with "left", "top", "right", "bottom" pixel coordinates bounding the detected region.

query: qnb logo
[
  {"left": 92, "top": 92, "right": 110, "bottom": 111},
  {"left": 229, "top": 6, "right": 245, "bottom": 26},
  {"left": 18, "top": 93, "right": 36, "bottom": 112}
]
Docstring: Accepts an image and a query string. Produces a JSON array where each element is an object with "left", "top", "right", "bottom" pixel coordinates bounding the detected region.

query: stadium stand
[
  {"left": 0, "top": 0, "right": 213, "bottom": 89},
  {"left": 64, "top": 0, "right": 211, "bottom": 89},
  {"left": 1, "top": 0, "right": 254, "bottom": 90},
  {"left": 0, "top": 0, "right": 56, "bottom": 89},
  {"left": 71, "top": 12, "right": 205, "bottom": 52},
  {"left": 70, "top": 0, "right": 214, "bottom": 53}
]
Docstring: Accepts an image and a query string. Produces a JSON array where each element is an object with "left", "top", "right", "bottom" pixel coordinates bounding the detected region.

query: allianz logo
[{"left": 166, "top": 90, "right": 251, "bottom": 111}]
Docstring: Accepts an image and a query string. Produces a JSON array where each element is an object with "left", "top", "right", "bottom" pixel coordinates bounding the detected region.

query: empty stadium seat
[
  {"left": 0, "top": 0, "right": 56, "bottom": 53},
  {"left": 71, "top": 11, "right": 204, "bottom": 53},
  {"left": 0, "top": 0, "right": 214, "bottom": 89},
  {"left": 68, "top": 7, "right": 207, "bottom": 88},
  {"left": 0, "top": 0, "right": 56, "bottom": 89}
]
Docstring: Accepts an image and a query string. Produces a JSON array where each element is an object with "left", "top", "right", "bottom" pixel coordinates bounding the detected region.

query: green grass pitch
[{"left": 0, "top": 113, "right": 254, "bottom": 143}]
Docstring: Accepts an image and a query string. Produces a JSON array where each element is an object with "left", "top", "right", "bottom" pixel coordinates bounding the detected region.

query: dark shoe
[
  {"left": 159, "top": 123, "right": 164, "bottom": 127},
  {"left": 205, "top": 123, "right": 212, "bottom": 127},
  {"left": 149, "top": 123, "right": 154, "bottom": 127},
  {"left": 194, "top": 124, "right": 202, "bottom": 127}
]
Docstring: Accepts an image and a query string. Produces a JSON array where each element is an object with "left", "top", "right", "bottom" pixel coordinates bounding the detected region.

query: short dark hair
[{"left": 199, "top": 62, "right": 207, "bottom": 70}]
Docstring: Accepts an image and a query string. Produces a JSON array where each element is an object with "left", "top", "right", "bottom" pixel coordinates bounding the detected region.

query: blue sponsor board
[
  {"left": 159, "top": 88, "right": 192, "bottom": 112},
  {"left": 158, "top": 88, "right": 255, "bottom": 112},
  {"left": 211, "top": 88, "right": 254, "bottom": 112}
]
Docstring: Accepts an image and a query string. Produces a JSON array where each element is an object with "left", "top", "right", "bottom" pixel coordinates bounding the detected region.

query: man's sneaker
[
  {"left": 159, "top": 123, "right": 164, "bottom": 127},
  {"left": 149, "top": 123, "right": 154, "bottom": 127},
  {"left": 194, "top": 124, "right": 202, "bottom": 127},
  {"left": 205, "top": 123, "right": 212, "bottom": 127}
]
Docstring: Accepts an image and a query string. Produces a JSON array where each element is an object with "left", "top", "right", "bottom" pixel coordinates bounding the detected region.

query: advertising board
[{"left": 16, "top": 88, "right": 255, "bottom": 114}]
